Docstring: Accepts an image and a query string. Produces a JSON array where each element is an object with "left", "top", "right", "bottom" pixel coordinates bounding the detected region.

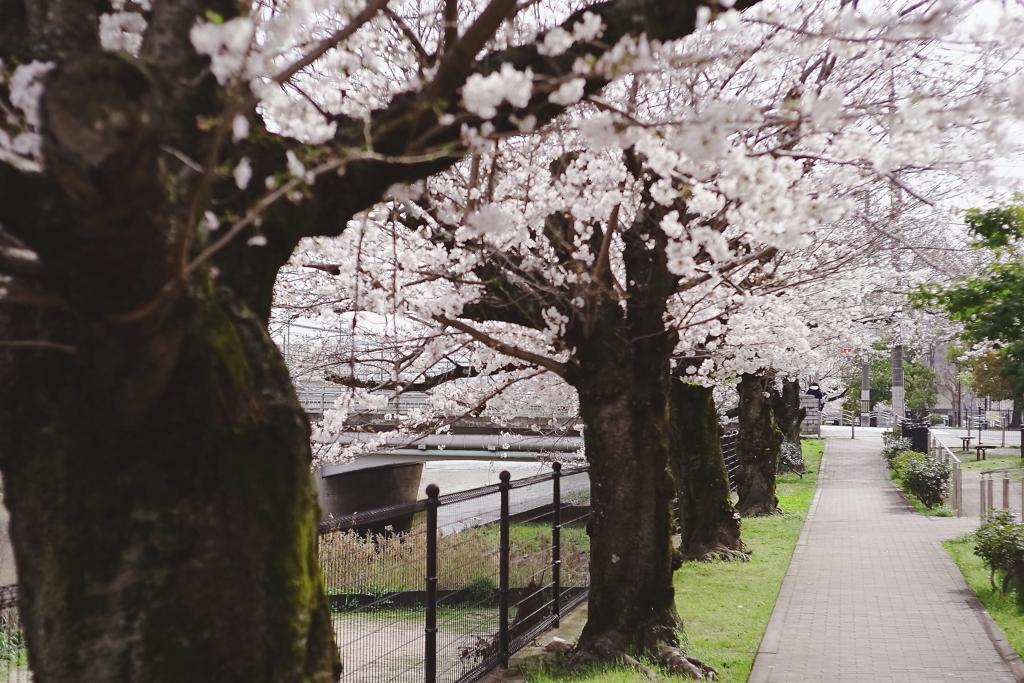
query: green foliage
[
  {"left": 914, "top": 203, "right": 1024, "bottom": 404},
  {"left": 880, "top": 434, "right": 912, "bottom": 469},
  {"left": 841, "top": 349, "right": 938, "bottom": 414},
  {"left": 892, "top": 450, "right": 951, "bottom": 509},
  {"left": 463, "top": 575, "right": 497, "bottom": 603},
  {"left": 958, "top": 349, "right": 1015, "bottom": 402},
  {"left": 974, "top": 509, "right": 1024, "bottom": 593},
  {"left": 965, "top": 206, "right": 1024, "bottom": 249}
]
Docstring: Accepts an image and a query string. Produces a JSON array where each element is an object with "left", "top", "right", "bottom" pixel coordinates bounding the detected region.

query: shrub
[
  {"left": 975, "top": 509, "right": 1024, "bottom": 593},
  {"left": 881, "top": 435, "right": 913, "bottom": 469},
  {"left": 463, "top": 575, "right": 497, "bottom": 604},
  {"left": 894, "top": 450, "right": 951, "bottom": 509}
]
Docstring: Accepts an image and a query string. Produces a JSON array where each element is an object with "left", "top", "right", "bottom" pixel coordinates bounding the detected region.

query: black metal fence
[
  {"left": 319, "top": 463, "right": 590, "bottom": 683},
  {"left": 0, "top": 585, "right": 28, "bottom": 681}
]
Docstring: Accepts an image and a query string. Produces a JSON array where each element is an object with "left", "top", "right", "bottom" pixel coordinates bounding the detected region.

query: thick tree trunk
[
  {"left": 571, "top": 366, "right": 681, "bottom": 660},
  {"left": 565, "top": 174, "right": 714, "bottom": 680},
  {"left": 670, "top": 381, "right": 744, "bottom": 562},
  {"left": 770, "top": 378, "right": 804, "bottom": 445},
  {"left": 0, "top": 288, "right": 340, "bottom": 682},
  {"left": 736, "top": 373, "right": 784, "bottom": 517}
]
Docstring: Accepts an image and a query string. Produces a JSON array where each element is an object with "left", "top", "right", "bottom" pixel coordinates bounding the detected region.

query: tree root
[
  {"left": 569, "top": 637, "right": 718, "bottom": 680},
  {"left": 701, "top": 544, "right": 751, "bottom": 562},
  {"left": 739, "top": 506, "right": 782, "bottom": 518},
  {"left": 622, "top": 654, "right": 658, "bottom": 681},
  {"left": 660, "top": 645, "right": 718, "bottom": 680}
]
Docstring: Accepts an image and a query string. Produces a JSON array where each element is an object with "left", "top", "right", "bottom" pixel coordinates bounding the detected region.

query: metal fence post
[
  {"left": 954, "top": 463, "right": 960, "bottom": 517},
  {"left": 989, "top": 475, "right": 995, "bottom": 517},
  {"left": 552, "top": 462, "right": 562, "bottom": 628},
  {"left": 499, "top": 471, "right": 511, "bottom": 668},
  {"left": 425, "top": 484, "right": 439, "bottom": 683},
  {"left": 981, "top": 475, "right": 987, "bottom": 520}
]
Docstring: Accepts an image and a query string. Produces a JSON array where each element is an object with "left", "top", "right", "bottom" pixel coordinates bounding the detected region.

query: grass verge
[
  {"left": 944, "top": 534, "right": 1024, "bottom": 659},
  {"left": 960, "top": 452, "right": 1024, "bottom": 484},
  {"left": 521, "top": 439, "right": 825, "bottom": 683}
]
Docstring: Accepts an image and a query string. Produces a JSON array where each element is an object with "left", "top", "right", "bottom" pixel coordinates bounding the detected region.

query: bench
[
  {"left": 959, "top": 436, "right": 974, "bottom": 452},
  {"left": 975, "top": 444, "right": 994, "bottom": 461}
]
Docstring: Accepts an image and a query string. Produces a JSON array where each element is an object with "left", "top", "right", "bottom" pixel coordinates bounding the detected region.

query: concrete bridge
[{"left": 298, "top": 386, "right": 583, "bottom": 521}]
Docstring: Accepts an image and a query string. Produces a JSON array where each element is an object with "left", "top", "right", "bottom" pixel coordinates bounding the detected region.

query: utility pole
[
  {"left": 892, "top": 345, "right": 905, "bottom": 423},
  {"left": 861, "top": 359, "right": 871, "bottom": 427}
]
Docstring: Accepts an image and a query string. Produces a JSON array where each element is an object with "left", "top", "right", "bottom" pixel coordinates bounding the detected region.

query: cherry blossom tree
[
  {"left": 0, "top": 0, "right": 776, "bottom": 678},
  {"left": 275, "top": 3, "right": 1024, "bottom": 671}
]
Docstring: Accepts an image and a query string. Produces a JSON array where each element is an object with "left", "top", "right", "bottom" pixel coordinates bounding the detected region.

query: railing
[
  {"left": 298, "top": 389, "right": 575, "bottom": 421},
  {"left": 928, "top": 428, "right": 964, "bottom": 518},
  {"left": 977, "top": 466, "right": 1019, "bottom": 520},
  {"left": 319, "top": 464, "right": 590, "bottom": 683}
]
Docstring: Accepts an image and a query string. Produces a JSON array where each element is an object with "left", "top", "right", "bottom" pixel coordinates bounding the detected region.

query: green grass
[
  {"left": 902, "top": 496, "right": 955, "bottom": 516},
  {"left": 960, "top": 451, "right": 1023, "bottom": 480},
  {"left": 674, "top": 439, "right": 823, "bottom": 683},
  {"left": 944, "top": 534, "right": 1024, "bottom": 660},
  {"left": 478, "top": 521, "right": 591, "bottom": 553},
  {"left": 522, "top": 439, "right": 825, "bottom": 683}
]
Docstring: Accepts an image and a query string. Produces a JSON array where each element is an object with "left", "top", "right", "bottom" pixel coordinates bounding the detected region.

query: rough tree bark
[
  {"left": 563, "top": 175, "right": 714, "bottom": 680},
  {"left": 735, "top": 373, "right": 784, "bottom": 517},
  {"left": 670, "top": 380, "right": 745, "bottom": 562},
  {"left": 770, "top": 377, "right": 805, "bottom": 444},
  {"left": 0, "top": 0, "right": 762, "bottom": 679}
]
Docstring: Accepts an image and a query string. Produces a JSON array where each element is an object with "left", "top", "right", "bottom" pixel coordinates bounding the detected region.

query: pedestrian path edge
[
  {"left": 750, "top": 434, "right": 1024, "bottom": 683},
  {"left": 747, "top": 437, "right": 831, "bottom": 683}
]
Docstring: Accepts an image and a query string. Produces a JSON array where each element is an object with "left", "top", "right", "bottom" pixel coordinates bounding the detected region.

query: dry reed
[{"left": 319, "top": 523, "right": 588, "bottom": 594}]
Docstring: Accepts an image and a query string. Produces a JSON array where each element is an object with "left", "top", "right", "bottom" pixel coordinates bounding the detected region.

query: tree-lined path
[{"left": 749, "top": 429, "right": 1022, "bottom": 682}]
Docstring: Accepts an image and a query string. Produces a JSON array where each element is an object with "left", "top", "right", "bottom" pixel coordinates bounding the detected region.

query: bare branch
[
  {"left": 384, "top": 7, "right": 430, "bottom": 63},
  {"left": 271, "top": 0, "right": 392, "bottom": 89},
  {"left": 327, "top": 361, "right": 523, "bottom": 392},
  {"left": 434, "top": 315, "right": 568, "bottom": 378},
  {"left": 676, "top": 246, "right": 780, "bottom": 294},
  {"left": 421, "top": 0, "right": 520, "bottom": 104},
  {"left": 0, "top": 340, "right": 77, "bottom": 355}
]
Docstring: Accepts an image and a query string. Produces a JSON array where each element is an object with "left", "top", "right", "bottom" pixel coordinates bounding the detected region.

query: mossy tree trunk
[
  {"left": 670, "top": 381, "right": 744, "bottom": 561},
  {"left": 1, "top": 289, "right": 339, "bottom": 682},
  {"left": 735, "top": 373, "right": 784, "bottom": 517},
  {"left": 770, "top": 377, "right": 805, "bottom": 444},
  {"left": 570, "top": 337, "right": 683, "bottom": 663},
  {"left": 556, "top": 167, "right": 712, "bottom": 678},
  {"left": 564, "top": 179, "right": 684, "bottom": 666}
]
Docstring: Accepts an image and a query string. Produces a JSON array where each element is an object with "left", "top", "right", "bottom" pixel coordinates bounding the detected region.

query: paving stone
[{"left": 748, "top": 429, "right": 1019, "bottom": 682}]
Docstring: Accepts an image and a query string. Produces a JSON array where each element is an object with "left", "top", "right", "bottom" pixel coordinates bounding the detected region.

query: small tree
[{"left": 975, "top": 509, "right": 1024, "bottom": 594}]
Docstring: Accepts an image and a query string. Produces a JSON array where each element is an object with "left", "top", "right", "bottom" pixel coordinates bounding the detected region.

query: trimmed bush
[
  {"left": 975, "top": 509, "right": 1024, "bottom": 593},
  {"left": 893, "top": 450, "right": 951, "bottom": 509},
  {"left": 881, "top": 433, "right": 913, "bottom": 470}
]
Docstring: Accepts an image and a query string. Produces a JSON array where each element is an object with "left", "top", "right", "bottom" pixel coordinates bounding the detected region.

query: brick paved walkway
[{"left": 749, "top": 430, "right": 1024, "bottom": 683}]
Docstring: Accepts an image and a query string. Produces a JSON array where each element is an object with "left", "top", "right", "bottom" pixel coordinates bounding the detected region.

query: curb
[
  {"left": 747, "top": 438, "right": 830, "bottom": 683},
  {"left": 955, "top": 574, "right": 1024, "bottom": 682}
]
